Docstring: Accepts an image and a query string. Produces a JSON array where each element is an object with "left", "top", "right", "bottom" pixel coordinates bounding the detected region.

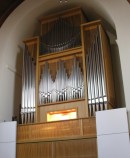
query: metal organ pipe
[
  {"left": 98, "top": 26, "right": 107, "bottom": 110},
  {"left": 86, "top": 28, "right": 107, "bottom": 116},
  {"left": 21, "top": 45, "right": 36, "bottom": 124},
  {"left": 40, "top": 17, "right": 81, "bottom": 55},
  {"left": 38, "top": 57, "right": 84, "bottom": 105}
]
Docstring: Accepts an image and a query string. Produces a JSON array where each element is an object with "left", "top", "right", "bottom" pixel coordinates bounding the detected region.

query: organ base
[{"left": 17, "top": 117, "right": 97, "bottom": 158}]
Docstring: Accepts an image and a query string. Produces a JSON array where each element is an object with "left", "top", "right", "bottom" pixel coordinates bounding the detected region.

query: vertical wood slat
[
  {"left": 52, "top": 142, "right": 55, "bottom": 158},
  {"left": 80, "top": 118, "right": 84, "bottom": 136}
]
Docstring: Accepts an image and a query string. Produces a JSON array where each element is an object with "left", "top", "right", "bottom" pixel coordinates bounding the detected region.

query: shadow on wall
[
  {"left": 110, "top": 43, "right": 126, "bottom": 108},
  {"left": 13, "top": 46, "right": 23, "bottom": 123}
]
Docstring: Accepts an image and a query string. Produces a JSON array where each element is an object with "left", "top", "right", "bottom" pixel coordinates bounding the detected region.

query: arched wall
[
  {"left": 99, "top": 0, "right": 130, "bottom": 128},
  {"left": 0, "top": 0, "right": 130, "bottom": 127}
]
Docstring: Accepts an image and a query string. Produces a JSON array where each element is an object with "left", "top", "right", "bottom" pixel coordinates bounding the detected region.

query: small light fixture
[{"left": 60, "top": 0, "right": 68, "bottom": 3}]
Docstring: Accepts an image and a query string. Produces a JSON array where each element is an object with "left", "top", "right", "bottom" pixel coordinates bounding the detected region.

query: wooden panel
[
  {"left": 82, "top": 118, "right": 97, "bottom": 136},
  {"left": 39, "top": 47, "right": 82, "bottom": 62},
  {"left": 17, "top": 119, "right": 81, "bottom": 142},
  {"left": 100, "top": 26, "right": 115, "bottom": 106},
  {"left": 31, "top": 119, "right": 80, "bottom": 140},
  {"left": 81, "top": 20, "right": 102, "bottom": 31},
  {"left": 55, "top": 138, "right": 97, "bottom": 158},
  {"left": 17, "top": 125, "right": 30, "bottom": 141},
  {"left": 17, "top": 138, "right": 97, "bottom": 158},
  {"left": 17, "top": 142, "right": 52, "bottom": 158},
  {"left": 17, "top": 118, "right": 96, "bottom": 143}
]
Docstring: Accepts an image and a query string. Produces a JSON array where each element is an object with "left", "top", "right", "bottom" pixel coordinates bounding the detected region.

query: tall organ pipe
[
  {"left": 98, "top": 26, "right": 107, "bottom": 110},
  {"left": 39, "top": 57, "right": 84, "bottom": 105},
  {"left": 21, "top": 45, "right": 36, "bottom": 124},
  {"left": 86, "top": 28, "right": 107, "bottom": 116}
]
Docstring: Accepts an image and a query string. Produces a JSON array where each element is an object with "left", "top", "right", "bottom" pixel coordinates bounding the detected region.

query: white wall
[
  {"left": 98, "top": 0, "right": 130, "bottom": 129},
  {"left": 0, "top": 0, "right": 130, "bottom": 126}
]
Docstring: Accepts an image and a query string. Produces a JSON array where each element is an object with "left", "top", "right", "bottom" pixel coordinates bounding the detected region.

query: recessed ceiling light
[{"left": 60, "top": 0, "right": 68, "bottom": 3}]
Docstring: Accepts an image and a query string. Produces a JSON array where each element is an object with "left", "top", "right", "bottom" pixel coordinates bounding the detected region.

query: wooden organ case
[{"left": 17, "top": 7, "right": 115, "bottom": 158}]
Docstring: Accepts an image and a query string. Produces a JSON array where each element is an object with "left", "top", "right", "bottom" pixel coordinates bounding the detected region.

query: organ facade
[{"left": 17, "top": 7, "right": 115, "bottom": 158}]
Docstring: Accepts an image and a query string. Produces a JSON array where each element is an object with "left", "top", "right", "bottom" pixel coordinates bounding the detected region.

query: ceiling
[{"left": 0, "top": 0, "right": 24, "bottom": 27}]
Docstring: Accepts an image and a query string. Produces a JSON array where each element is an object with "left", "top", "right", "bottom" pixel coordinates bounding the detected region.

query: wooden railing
[{"left": 17, "top": 118, "right": 96, "bottom": 143}]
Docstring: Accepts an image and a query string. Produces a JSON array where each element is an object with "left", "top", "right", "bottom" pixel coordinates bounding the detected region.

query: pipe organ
[
  {"left": 20, "top": 7, "right": 115, "bottom": 124},
  {"left": 17, "top": 7, "right": 116, "bottom": 158}
]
